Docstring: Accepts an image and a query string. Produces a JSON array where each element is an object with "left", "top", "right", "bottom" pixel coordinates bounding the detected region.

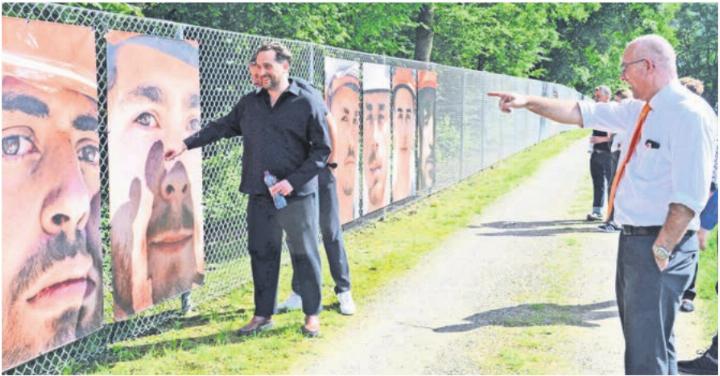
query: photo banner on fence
[
  {"left": 106, "top": 31, "right": 205, "bottom": 321},
  {"left": 391, "top": 67, "right": 417, "bottom": 202},
  {"left": 2, "top": 16, "right": 103, "bottom": 371},
  {"left": 324, "top": 56, "right": 361, "bottom": 224},
  {"left": 417, "top": 70, "right": 437, "bottom": 191},
  {"left": 362, "top": 62, "right": 392, "bottom": 214}
]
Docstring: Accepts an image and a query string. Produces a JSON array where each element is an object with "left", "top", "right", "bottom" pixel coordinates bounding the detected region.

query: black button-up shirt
[{"left": 184, "top": 79, "right": 331, "bottom": 197}]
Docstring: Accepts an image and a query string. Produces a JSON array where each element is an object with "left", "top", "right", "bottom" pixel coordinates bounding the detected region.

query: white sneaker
[
  {"left": 278, "top": 291, "right": 302, "bottom": 311},
  {"left": 337, "top": 291, "right": 356, "bottom": 315}
]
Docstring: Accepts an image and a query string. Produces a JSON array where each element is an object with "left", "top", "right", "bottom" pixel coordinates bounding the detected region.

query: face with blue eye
[
  {"left": 2, "top": 75, "right": 102, "bottom": 368},
  {"left": 107, "top": 40, "right": 203, "bottom": 313}
]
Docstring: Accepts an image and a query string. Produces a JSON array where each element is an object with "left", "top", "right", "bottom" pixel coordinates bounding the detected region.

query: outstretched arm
[{"left": 487, "top": 92, "right": 583, "bottom": 126}]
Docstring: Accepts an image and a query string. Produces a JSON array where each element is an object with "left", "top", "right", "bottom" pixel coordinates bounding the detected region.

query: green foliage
[
  {"left": 673, "top": 3, "right": 718, "bottom": 106},
  {"left": 65, "top": 2, "right": 143, "bottom": 16},
  {"left": 541, "top": 3, "right": 681, "bottom": 95},
  {"left": 70, "top": 3, "right": 716, "bottom": 103}
]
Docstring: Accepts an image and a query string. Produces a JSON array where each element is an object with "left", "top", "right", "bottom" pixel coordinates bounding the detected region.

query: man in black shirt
[
  {"left": 587, "top": 85, "right": 614, "bottom": 221},
  {"left": 165, "top": 42, "right": 331, "bottom": 337}
]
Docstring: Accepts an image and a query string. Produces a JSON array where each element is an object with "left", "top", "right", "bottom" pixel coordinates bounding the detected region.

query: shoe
[
  {"left": 237, "top": 316, "right": 273, "bottom": 336},
  {"left": 337, "top": 291, "right": 356, "bottom": 315},
  {"left": 680, "top": 299, "right": 695, "bottom": 313},
  {"left": 598, "top": 222, "right": 621, "bottom": 233},
  {"left": 278, "top": 291, "right": 302, "bottom": 312},
  {"left": 301, "top": 315, "right": 320, "bottom": 337},
  {"left": 180, "top": 293, "right": 195, "bottom": 316},
  {"left": 586, "top": 212, "right": 603, "bottom": 221},
  {"left": 678, "top": 348, "right": 718, "bottom": 375}
]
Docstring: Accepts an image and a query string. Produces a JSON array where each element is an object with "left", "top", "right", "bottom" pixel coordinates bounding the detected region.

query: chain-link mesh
[{"left": 1, "top": 3, "right": 581, "bottom": 374}]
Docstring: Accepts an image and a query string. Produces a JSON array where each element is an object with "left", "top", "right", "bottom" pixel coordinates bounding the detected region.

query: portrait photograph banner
[
  {"left": 2, "top": 16, "right": 103, "bottom": 371},
  {"left": 391, "top": 67, "right": 417, "bottom": 202},
  {"left": 106, "top": 31, "right": 205, "bottom": 321},
  {"left": 361, "top": 62, "right": 392, "bottom": 215},
  {"left": 417, "top": 70, "right": 437, "bottom": 191},
  {"left": 324, "top": 56, "right": 361, "bottom": 224}
]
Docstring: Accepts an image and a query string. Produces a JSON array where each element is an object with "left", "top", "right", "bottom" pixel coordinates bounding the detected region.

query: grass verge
[
  {"left": 697, "top": 225, "right": 718, "bottom": 340},
  {"left": 85, "top": 129, "right": 589, "bottom": 374}
]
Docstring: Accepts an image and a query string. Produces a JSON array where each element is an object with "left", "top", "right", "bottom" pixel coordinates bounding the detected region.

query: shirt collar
[
  {"left": 648, "top": 80, "right": 684, "bottom": 110},
  {"left": 254, "top": 78, "right": 300, "bottom": 97}
]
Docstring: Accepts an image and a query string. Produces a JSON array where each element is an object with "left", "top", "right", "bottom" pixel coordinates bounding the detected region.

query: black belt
[{"left": 621, "top": 225, "right": 695, "bottom": 237}]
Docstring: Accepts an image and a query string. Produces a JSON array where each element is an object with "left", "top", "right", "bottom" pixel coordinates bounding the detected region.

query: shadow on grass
[
  {"left": 470, "top": 219, "right": 612, "bottom": 237},
  {"left": 433, "top": 300, "right": 617, "bottom": 333}
]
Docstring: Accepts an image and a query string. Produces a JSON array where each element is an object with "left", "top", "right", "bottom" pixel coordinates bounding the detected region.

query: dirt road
[{"left": 291, "top": 139, "right": 705, "bottom": 374}]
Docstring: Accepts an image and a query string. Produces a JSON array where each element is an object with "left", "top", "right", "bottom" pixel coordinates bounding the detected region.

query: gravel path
[{"left": 291, "top": 139, "right": 706, "bottom": 374}]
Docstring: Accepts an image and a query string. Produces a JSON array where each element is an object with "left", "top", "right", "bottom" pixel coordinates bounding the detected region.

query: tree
[
  {"left": 540, "top": 3, "right": 680, "bottom": 95},
  {"left": 414, "top": 4, "right": 434, "bottom": 62},
  {"left": 673, "top": 3, "right": 718, "bottom": 106}
]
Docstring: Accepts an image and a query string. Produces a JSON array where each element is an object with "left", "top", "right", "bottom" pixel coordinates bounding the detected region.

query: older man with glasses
[{"left": 489, "top": 34, "right": 717, "bottom": 374}]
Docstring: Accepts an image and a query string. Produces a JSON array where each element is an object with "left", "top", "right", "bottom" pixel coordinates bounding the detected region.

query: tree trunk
[{"left": 414, "top": 4, "right": 434, "bottom": 62}]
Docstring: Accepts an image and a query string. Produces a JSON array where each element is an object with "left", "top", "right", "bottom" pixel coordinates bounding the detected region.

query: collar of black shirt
[{"left": 254, "top": 78, "right": 301, "bottom": 98}]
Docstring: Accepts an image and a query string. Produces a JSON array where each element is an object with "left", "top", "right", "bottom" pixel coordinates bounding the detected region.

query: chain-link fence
[{"left": 1, "top": 3, "right": 581, "bottom": 374}]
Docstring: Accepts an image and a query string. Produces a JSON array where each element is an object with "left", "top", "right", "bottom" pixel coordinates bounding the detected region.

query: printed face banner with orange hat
[
  {"left": 361, "top": 63, "right": 392, "bottom": 214},
  {"left": 2, "top": 17, "right": 103, "bottom": 371},
  {"left": 391, "top": 67, "right": 417, "bottom": 202},
  {"left": 417, "top": 70, "right": 437, "bottom": 190},
  {"left": 324, "top": 57, "right": 361, "bottom": 223},
  {"left": 106, "top": 31, "right": 204, "bottom": 321}
]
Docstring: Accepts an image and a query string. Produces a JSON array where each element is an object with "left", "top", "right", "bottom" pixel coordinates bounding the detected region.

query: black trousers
[
  {"left": 590, "top": 150, "right": 614, "bottom": 209},
  {"left": 616, "top": 232, "right": 697, "bottom": 374},
  {"left": 292, "top": 167, "right": 351, "bottom": 294},
  {"left": 247, "top": 194, "right": 322, "bottom": 317}
]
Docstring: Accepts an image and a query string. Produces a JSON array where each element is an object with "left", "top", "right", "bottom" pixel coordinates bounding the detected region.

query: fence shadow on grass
[{"left": 433, "top": 300, "right": 617, "bottom": 333}]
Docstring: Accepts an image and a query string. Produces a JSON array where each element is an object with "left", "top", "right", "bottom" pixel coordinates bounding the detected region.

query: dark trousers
[
  {"left": 616, "top": 232, "right": 698, "bottom": 374},
  {"left": 606, "top": 151, "right": 621, "bottom": 221},
  {"left": 682, "top": 259, "right": 699, "bottom": 301},
  {"left": 590, "top": 150, "right": 614, "bottom": 209},
  {"left": 247, "top": 194, "right": 322, "bottom": 317},
  {"left": 292, "top": 167, "right": 351, "bottom": 294}
]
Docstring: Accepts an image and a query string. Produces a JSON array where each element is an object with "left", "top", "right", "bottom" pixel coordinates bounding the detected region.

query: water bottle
[{"left": 264, "top": 170, "right": 287, "bottom": 209}]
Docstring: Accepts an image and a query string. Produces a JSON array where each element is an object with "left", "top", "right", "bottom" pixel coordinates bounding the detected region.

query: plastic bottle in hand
[{"left": 264, "top": 171, "right": 287, "bottom": 209}]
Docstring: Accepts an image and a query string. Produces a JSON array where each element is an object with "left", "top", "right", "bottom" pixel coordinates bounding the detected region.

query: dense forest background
[{"left": 74, "top": 2, "right": 718, "bottom": 106}]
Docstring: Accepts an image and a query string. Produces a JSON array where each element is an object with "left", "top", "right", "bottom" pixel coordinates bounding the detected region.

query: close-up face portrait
[
  {"left": 325, "top": 57, "right": 360, "bottom": 223},
  {"left": 107, "top": 31, "right": 204, "bottom": 320},
  {"left": 417, "top": 70, "right": 437, "bottom": 190},
  {"left": 362, "top": 63, "right": 392, "bottom": 214},
  {"left": 2, "top": 17, "right": 103, "bottom": 371},
  {"left": 391, "top": 67, "right": 417, "bottom": 202}
]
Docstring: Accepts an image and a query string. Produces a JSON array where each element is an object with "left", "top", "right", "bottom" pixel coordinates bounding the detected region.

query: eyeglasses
[{"left": 620, "top": 58, "right": 647, "bottom": 73}]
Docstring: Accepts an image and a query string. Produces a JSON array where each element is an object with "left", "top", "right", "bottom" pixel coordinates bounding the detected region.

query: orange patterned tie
[{"left": 606, "top": 103, "right": 652, "bottom": 221}]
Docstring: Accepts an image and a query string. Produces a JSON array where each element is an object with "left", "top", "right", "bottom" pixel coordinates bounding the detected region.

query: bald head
[{"left": 626, "top": 34, "right": 677, "bottom": 79}]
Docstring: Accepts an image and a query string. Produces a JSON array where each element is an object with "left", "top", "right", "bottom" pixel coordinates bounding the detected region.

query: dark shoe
[
  {"left": 680, "top": 299, "right": 695, "bottom": 313},
  {"left": 237, "top": 316, "right": 273, "bottom": 336},
  {"left": 301, "top": 315, "right": 320, "bottom": 337},
  {"left": 678, "top": 348, "right": 718, "bottom": 375},
  {"left": 586, "top": 212, "right": 603, "bottom": 221}
]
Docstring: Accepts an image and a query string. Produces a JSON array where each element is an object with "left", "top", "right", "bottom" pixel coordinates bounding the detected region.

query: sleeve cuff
[{"left": 669, "top": 193, "right": 705, "bottom": 217}]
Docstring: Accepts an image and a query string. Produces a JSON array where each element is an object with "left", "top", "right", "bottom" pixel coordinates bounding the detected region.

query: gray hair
[
  {"left": 627, "top": 34, "right": 677, "bottom": 78},
  {"left": 594, "top": 85, "right": 611, "bottom": 97}
]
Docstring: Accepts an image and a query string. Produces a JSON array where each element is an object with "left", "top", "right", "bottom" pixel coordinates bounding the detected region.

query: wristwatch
[{"left": 652, "top": 245, "right": 671, "bottom": 261}]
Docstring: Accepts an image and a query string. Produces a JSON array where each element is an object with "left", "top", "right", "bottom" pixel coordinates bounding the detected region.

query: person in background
[
  {"left": 488, "top": 34, "right": 716, "bottom": 373},
  {"left": 586, "top": 85, "right": 613, "bottom": 221},
  {"left": 598, "top": 88, "right": 633, "bottom": 232}
]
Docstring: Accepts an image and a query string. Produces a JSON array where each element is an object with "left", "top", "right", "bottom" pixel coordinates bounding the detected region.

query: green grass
[
  {"left": 697, "top": 225, "right": 718, "bottom": 339},
  {"left": 85, "top": 129, "right": 589, "bottom": 374}
]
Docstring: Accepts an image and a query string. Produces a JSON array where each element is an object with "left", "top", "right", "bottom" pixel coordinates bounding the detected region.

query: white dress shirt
[{"left": 578, "top": 81, "right": 717, "bottom": 230}]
